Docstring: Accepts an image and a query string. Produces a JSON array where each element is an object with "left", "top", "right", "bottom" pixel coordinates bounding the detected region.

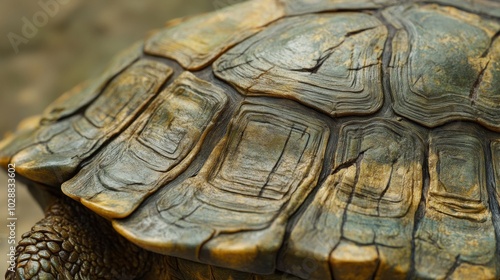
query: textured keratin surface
[{"left": 2, "top": 0, "right": 500, "bottom": 279}]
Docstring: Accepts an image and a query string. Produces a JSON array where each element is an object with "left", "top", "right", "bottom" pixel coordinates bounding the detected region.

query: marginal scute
[
  {"left": 385, "top": 5, "right": 500, "bottom": 131},
  {"left": 42, "top": 41, "right": 144, "bottom": 123},
  {"left": 329, "top": 240, "right": 378, "bottom": 280},
  {"left": 3, "top": 59, "right": 172, "bottom": 186},
  {"left": 415, "top": 125, "right": 497, "bottom": 279},
  {"left": 278, "top": 119, "right": 424, "bottom": 279},
  {"left": 144, "top": 0, "right": 285, "bottom": 70},
  {"left": 62, "top": 72, "right": 228, "bottom": 219},
  {"left": 281, "top": 0, "right": 397, "bottom": 15},
  {"left": 113, "top": 100, "right": 329, "bottom": 274},
  {"left": 214, "top": 13, "right": 386, "bottom": 117},
  {"left": 449, "top": 263, "right": 498, "bottom": 280}
]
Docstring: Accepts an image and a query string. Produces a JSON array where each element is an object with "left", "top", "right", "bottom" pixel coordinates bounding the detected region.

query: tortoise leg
[{"left": 5, "top": 196, "right": 159, "bottom": 280}]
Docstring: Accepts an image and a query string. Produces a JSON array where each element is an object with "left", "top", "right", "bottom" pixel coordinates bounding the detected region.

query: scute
[
  {"left": 144, "top": 0, "right": 285, "bottom": 70},
  {"left": 385, "top": 4, "right": 500, "bottom": 131},
  {"left": 415, "top": 124, "right": 497, "bottom": 279},
  {"left": 214, "top": 12, "right": 387, "bottom": 117},
  {"left": 62, "top": 72, "right": 228, "bottom": 219},
  {"left": 279, "top": 119, "right": 424, "bottom": 279},
  {"left": 113, "top": 100, "right": 329, "bottom": 274},
  {"left": 0, "top": 59, "right": 172, "bottom": 186}
]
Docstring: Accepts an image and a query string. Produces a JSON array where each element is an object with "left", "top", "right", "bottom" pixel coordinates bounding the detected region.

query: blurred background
[{"left": 0, "top": 0, "right": 244, "bottom": 274}]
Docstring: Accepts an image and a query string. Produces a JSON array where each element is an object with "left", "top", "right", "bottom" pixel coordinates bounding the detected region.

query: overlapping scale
[
  {"left": 114, "top": 100, "right": 329, "bottom": 274},
  {"left": 279, "top": 119, "right": 424, "bottom": 279},
  {"left": 385, "top": 5, "right": 500, "bottom": 131},
  {"left": 0, "top": 59, "right": 172, "bottom": 186},
  {"left": 62, "top": 72, "right": 228, "bottom": 219},
  {"left": 214, "top": 13, "right": 387, "bottom": 117}
]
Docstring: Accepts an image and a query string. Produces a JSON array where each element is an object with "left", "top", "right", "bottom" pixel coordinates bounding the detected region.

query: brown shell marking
[
  {"left": 213, "top": 12, "right": 387, "bottom": 117},
  {"left": 113, "top": 100, "right": 330, "bottom": 274},
  {"left": 62, "top": 72, "right": 228, "bottom": 219},
  {"left": 279, "top": 119, "right": 424, "bottom": 279},
  {"left": 414, "top": 125, "right": 497, "bottom": 279},
  {"left": 385, "top": 4, "right": 500, "bottom": 131},
  {"left": 0, "top": 59, "right": 172, "bottom": 186},
  {"left": 144, "top": 0, "right": 285, "bottom": 70}
]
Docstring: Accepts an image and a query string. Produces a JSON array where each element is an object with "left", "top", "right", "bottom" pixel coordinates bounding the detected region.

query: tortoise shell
[{"left": 2, "top": 0, "right": 500, "bottom": 279}]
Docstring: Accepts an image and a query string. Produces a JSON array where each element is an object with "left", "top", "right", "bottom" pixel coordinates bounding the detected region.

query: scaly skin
[
  {"left": 5, "top": 195, "right": 299, "bottom": 280},
  {"left": 5, "top": 197, "right": 155, "bottom": 280}
]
